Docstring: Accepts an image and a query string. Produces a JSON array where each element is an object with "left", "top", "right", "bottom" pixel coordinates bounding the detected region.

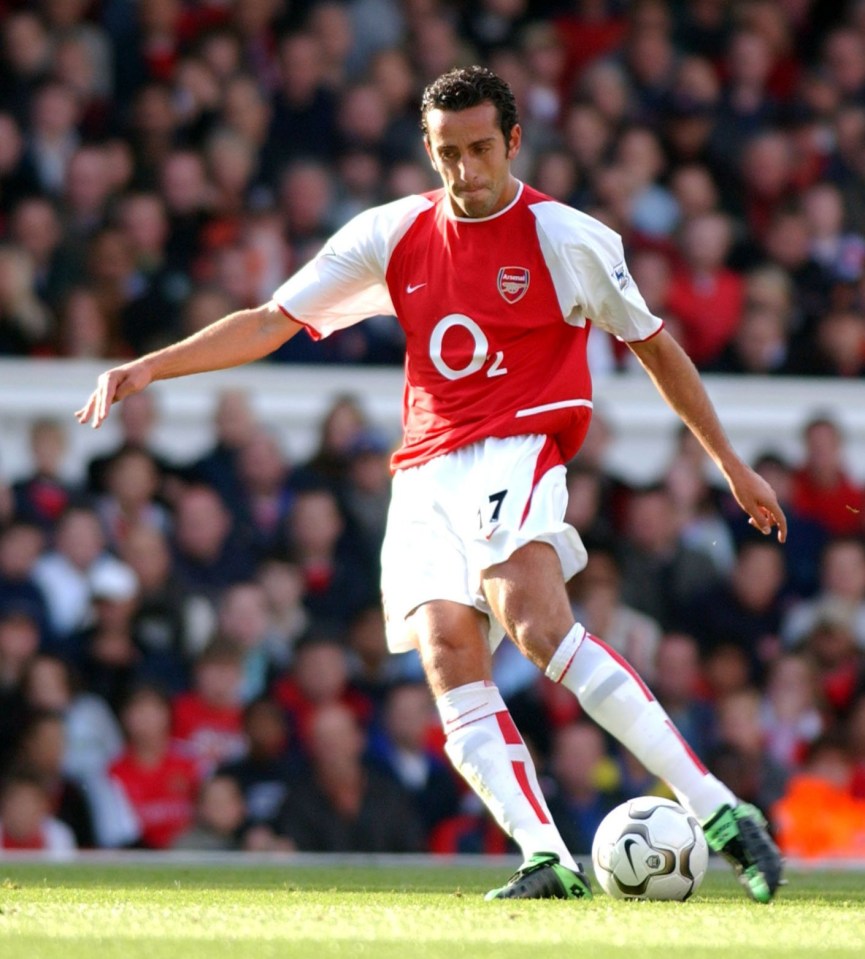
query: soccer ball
[{"left": 591, "top": 796, "right": 708, "bottom": 901}]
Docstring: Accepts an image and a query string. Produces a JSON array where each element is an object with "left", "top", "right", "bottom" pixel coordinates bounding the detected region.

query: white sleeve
[
  {"left": 531, "top": 201, "right": 663, "bottom": 342},
  {"left": 272, "top": 194, "right": 433, "bottom": 339}
]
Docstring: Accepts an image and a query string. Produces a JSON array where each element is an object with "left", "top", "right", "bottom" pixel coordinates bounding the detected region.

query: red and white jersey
[{"left": 273, "top": 182, "right": 663, "bottom": 470}]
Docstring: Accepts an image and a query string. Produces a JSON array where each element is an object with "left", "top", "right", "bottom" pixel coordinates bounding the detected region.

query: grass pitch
[{"left": 0, "top": 859, "right": 863, "bottom": 959}]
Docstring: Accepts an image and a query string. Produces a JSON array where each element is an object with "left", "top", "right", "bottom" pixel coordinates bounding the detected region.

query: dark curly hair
[{"left": 420, "top": 66, "right": 519, "bottom": 145}]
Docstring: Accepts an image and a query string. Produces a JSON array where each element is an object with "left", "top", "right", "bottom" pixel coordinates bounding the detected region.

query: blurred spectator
[
  {"left": 232, "top": 428, "right": 295, "bottom": 554},
  {"left": 63, "top": 145, "right": 114, "bottom": 242},
  {"left": 798, "top": 602, "right": 865, "bottom": 721},
  {"left": 172, "top": 774, "right": 248, "bottom": 851},
  {"left": 255, "top": 557, "right": 311, "bottom": 669},
  {"left": 187, "top": 388, "right": 261, "bottom": 506},
  {"left": 652, "top": 632, "right": 716, "bottom": 762},
  {"left": 13, "top": 709, "right": 95, "bottom": 847},
  {"left": 97, "top": 447, "right": 171, "bottom": 552},
  {"left": 790, "top": 415, "right": 865, "bottom": 536},
  {"left": 782, "top": 537, "right": 865, "bottom": 651},
  {"left": 170, "top": 483, "right": 258, "bottom": 602},
  {"left": 710, "top": 27, "right": 780, "bottom": 175},
  {"left": 272, "top": 633, "right": 372, "bottom": 749},
  {"left": 284, "top": 486, "right": 377, "bottom": 630},
  {"left": 0, "top": 112, "right": 39, "bottom": 217},
  {"left": 26, "top": 80, "right": 81, "bottom": 198},
  {"left": 217, "top": 696, "right": 295, "bottom": 826},
  {"left": 159, "top": 149, "right": 214, "bottom": 275},
  {"left": 742, "top": 451, "right": 827, "bottom": 598},
  {"left": 109, "top": 684, "right": 200, "bottom": 850},
  {"left": 267, "top": 31, "right": 338, "bottom": 166},
  {"left": 214, "top": 582, "right": 274, "bottom": 702},
  {"left": 0, "top": 521, "right": 50, "bottom": 640},
  {"left": 760, "top": 206, "right": 831, "bottom": 330},
  {"left": 709, "top": 300, "right": 794, "bottom": 375},
  {"left": 116, "top": 190, "right": 190, "bottom": 353},
  {"left": 800, "top": 309, "right": 865, "bottom": 378},
  {"left": 662, "top": 431, "right": 736, "bottom": 574},
  {"left": 0, "top": 610, "right": 41, "bottom": 776},
  {"left": 772, "top": 734, "right": 865, "bottom": 859},
  {"left": 292, "top": 394, "right": 370, "bottom": 491},
  {"left": 802, "top": 180, "right": 865, "bottom": 286},
  {"left": 22, "top": 654, "right": 123, "bottom": 788},
  {"left": 564, "top": 462, "right": 616, "bottom": 547},
  {"left": 369, "top": 681, "right": 460, "bottom": 832},
  {"left": 567, "top": 547, "right": 662, "bottom": 683},
  {"left": 75, "top": 560, "right": 142, "bottom": 711},
  {"left": 666, "top": 211, "right": 744, "bottom": 367},
  {"left": 347, "top": 604, "right": 423, "bottom": 706},
  {"left": 9, "top": 196, "right": 80, "bottom": 310},
  {"left": 0, "top": 769, "right": 76, "bottom": 853},
  {"left": 122, "top": 523, "right": 195, "bottom": 691},
  {"left": 340, "top": 428, "right": 393, "bottom": 565},
  {"left": 617, "top": 124, "right": 679, "bottom": 238},
  {"left": 172, "top": 641, "right": 246, "bottom": 776},
  {"left": 12, "top": 417, "right": 76, "bottom": 532},
  {"left": 760, "top": 653, "right": 824, "bottom": 772},
  {"left": 179, "top": 285, "right": 235, "bottom": 338},
  {"left": 544, "top": 721, "right": 625, "bottom": 855},
  {"left": 32, "top": 505, "right": 132, "bottom": 641},
  {"left": 272, "top": 702, "right": 425, "bottom": 852},
  {"left": 684, "top": 539, "right": 787, "bottom": 684},
  {"left": 54, "top": 284, "right": 113, "bottom": 358},
  {"left": 0, "top": 243, "right": 52, "bottom": 355},
  {"left": 709, "top": 687, "right": 789, "bottom": 814},
  {"left": 616, "top": 484, "right": 723, "bottom": 630},
  {"left": 86, "top": 390, "right": 172, "bottom": 496}
]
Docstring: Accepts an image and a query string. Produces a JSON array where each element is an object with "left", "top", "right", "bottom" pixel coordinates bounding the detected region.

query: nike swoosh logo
[
  {"left": 483, "top": 524, "right": 500, "bottom": 541},
  {"left": 622, "top": 838, "right": 639, "bottom": 875},
  {"left": 406, "top": 282, "right": 426, "bottom": 294}
]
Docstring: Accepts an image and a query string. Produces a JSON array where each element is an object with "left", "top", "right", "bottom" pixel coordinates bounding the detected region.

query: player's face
[{"left": 424, "top": 102, "right": 521, "bottom": 218}]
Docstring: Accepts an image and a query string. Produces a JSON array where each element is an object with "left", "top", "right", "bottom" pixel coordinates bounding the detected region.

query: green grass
[{"left": 0, "top": 861, "right": 863, "bottom": 959}]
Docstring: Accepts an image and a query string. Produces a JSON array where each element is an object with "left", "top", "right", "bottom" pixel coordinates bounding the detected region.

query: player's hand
[
  {"left": 726, "top": 463, "right": 788, "bottom": 543},
  {"left": 75, "top": 361, "right": 153, "bottom": 428}
]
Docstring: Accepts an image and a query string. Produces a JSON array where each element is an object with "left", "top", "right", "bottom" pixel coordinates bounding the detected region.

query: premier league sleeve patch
[{"left": 612, "top": 261, "right": 630, "bottom": 290}]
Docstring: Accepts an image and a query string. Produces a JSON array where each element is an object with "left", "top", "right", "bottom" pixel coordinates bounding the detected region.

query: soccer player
[{"left": 77, "top": 66, "right": 785, "bottom": 902}]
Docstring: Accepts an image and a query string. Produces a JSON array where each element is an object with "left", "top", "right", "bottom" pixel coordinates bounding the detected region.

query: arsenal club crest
[{"left": 497, "top": 266, "right": 530, "bottom": 303}]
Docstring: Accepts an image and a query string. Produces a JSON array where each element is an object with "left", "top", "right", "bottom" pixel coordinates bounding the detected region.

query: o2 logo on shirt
[
  {"left": 429, "top": 314, "right": 508, "bottom": 381},
  {"left": 497, "top": 266, "right": 530, "bottom": 303}
]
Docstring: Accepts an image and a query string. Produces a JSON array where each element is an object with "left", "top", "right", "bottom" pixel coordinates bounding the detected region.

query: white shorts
[{"left": 380, "top": 434, "right": 588, "bottom": 653}]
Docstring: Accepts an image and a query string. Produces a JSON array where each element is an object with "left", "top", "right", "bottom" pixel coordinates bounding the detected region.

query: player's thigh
[
  {"left": 381, "top": 463, "right": 478, "bottom": 654},
  {"left": 405, "top": 599, "right": 492, "bottom": 697},
  {"left": 482, "top": 540, "right": 575, "bottom": 665}
]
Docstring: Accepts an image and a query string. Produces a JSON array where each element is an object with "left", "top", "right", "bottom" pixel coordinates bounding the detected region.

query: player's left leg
[{"left": 482, "top": 541, "right": 783, "bottom": 903}]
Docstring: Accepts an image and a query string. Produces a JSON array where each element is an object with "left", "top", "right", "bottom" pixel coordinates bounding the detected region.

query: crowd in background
[
  {"left": 1, "top": 0, "right": 865, "bottom": 371},
  {"left": 1, "top": 386, "right": 864, "bottom": 858},
  {"left": 1, "top": 0, "right": 865, "bottom": 858}
]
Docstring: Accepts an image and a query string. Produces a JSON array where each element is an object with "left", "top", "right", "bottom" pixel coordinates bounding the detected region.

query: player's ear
[{"left": 506, "top": 123, "right": 522, "bottom": 160}]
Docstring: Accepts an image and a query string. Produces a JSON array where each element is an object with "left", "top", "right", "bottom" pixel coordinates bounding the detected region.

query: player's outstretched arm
[
  {"left": 76, "top": 302, "right": 302, "bottom": 428},
  {"left": 628, "top": 329, "right": 787, "bottom": 543}
]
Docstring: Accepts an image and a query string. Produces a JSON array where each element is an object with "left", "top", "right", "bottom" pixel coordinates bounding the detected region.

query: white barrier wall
[{"left": 1, "top": 357, "right": 864, "bottom": 486}]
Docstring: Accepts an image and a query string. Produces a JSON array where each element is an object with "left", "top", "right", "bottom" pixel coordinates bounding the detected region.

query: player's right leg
[{"left": 407, "top": 599, "right": 591, "bottom": 901}]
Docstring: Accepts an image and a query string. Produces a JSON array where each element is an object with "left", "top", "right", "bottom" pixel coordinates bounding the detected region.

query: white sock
[
  {"left": 436, "top": 680, "right": 578, "bottom": 869},
  {"left": 546, "top": 625, "right": 736, "bottom": 820}
]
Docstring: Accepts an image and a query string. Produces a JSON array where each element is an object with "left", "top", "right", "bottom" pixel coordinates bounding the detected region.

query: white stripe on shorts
[{"left": 515, "top": 398, "right": 593, "bottom": 418}]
